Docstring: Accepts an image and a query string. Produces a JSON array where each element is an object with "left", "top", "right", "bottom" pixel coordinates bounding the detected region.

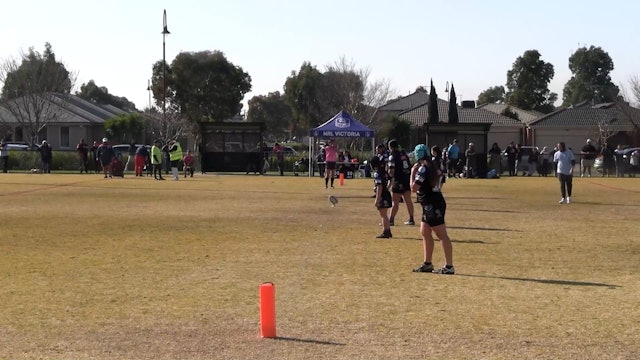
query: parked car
[
  {"left": 266, "top": 144, "right": 298, "bottom": 155},
  {"left": 594, "top": 147, "right": 640, "bottom": 174},
  {"left": 502, "top": 146, "right": 540, "bottom": 174},
  {"left": 5, "top": 141, "right": 31, "bottom": 151}
]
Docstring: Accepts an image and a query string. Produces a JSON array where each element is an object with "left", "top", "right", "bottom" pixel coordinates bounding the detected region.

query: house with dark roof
[
  {"left": 528, "top": 101, "right": 640, "bottom": 152},
  {"left": 476, "top": 103, "right": 544, "bottom": 126},
  {"left": 0, "top": 94, "right": 130, "bottom": 150},
  {"left": 376, "top": 90, "right": 524, "bottom": 153}
]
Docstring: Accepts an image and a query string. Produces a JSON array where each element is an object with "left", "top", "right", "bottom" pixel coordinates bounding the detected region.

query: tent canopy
[
  {"left": 307, "top": 111, "right": 376, "bottom": 177},
  {"left": 309, "top": 110, "right": 375, "bottom": 138}
]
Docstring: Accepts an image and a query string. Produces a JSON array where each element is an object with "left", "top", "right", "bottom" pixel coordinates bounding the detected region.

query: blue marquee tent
[{"left": 307, "top": 111, "right": 376, "bottom": 177}]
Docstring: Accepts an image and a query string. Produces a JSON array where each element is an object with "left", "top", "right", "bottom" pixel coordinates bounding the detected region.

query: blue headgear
[{"left": 413, "top": 144, "right": 428, "bottom": 160}]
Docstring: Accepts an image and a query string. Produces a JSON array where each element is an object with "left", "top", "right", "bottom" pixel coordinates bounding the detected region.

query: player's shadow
[
  {"left": 457, "top": 273, "right": 620, "bottom": 288},
  {"left": 448, "top": 225, "right": 521, "bottom": 232},
  {"left": 455, "top": 208, "right": 523, "bottom": 213},
  {"left": 273, "top": 336, "right": 346, "bottom": 346},
  {"left": 394, "top": 237, "right": 495, "bottom": 244}
]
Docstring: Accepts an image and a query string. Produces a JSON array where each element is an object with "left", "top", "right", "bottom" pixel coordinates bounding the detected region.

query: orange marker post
[
  {"left": 259, "top": 282, "right": 276, "bottom": 338},
  {"left": 339, "top": 172, "right": 345, "bottom": 186}
]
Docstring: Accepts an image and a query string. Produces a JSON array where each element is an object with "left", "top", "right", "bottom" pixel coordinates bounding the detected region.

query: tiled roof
[
  {"left": 476, "top": 103, "right": 543, "bottom": 125},
  {"left": 529, "top": 102, "right": 640, "bottom": 130},
  {"left": 378, "top": 90, "right": 428, "bottom": 111},
  {"left": 399, "top": 98, "right": 522, "bottom": 127}
]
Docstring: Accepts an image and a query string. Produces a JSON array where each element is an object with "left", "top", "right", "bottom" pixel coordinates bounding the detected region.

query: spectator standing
[
  {"left": 0, "top": 141, "right": 9, "bottom": 173},
  {"left": 151, "top": 139, "right": 165, "bottom": 180},
  {"left": 410, "top": 144, "right": 454, "bottom": 275},
  {"left": 316, "top": 147, "right": 326, "bottom": 178},
  {"left": 38, "top": 140, "right": 53, "bottom": 173},
  {"left": 183, "top": 150, "right": 195, "bottom": 178},
  {"left": 273, "top": 142, "right": 285, "bottom": 176},
  {"left": 488, "top": 142, "right": 502, "bottom": 174},
  {"left": 387, "top": 139, "right": 415, "bottom": 226},
  {"left": 629, "top": 148, "right": 640, "bottom": 177},
  {"left": 323, "top": 139, "right": 338, "bottom": 189},
  {"left": 431, "top": 145, "right": 446, "bottom": 189},
  {"left": 370, "top": 156, "right": 393, "bottom": 238},
  {"left": 168, "top": 140, "right": 183, "bottom": 180},
  {"left": 125, "top": 140, "right": 137, "bottom": 172},
  {"left": 553, "top": 142, "right": 575, "bottom": 204},
  {"left": 162, "top": 142, "right": 171, "bottom": 174},
  {"left": 97, "top": 138, "right": 115, "bottom": 178},
  {"left": 134, "top": 144, "right": 149, "bottom": 177},
  {"left": 528, "top": 148, "right": 540, "bottom": 176},
  {"left": 614, "top": 144, "right": 626, "bottom": 178},
  {"left": 90, "top": 140, "right": 100, "bottom": 173},
  {"left": 515, "top": 143, "right": 524, "bottom": 175},
  {"left": 445, "top": 139, "right": 460, "bottom": 178},
  {"left": 464, "top": 142, "right": 477, "bottom": 178},
  {"left": 580, "top": 139, "right": 598, "bottom": 177},
  {"left": 505, "top": 142, "right": 518, "bottom": 176},
  {"left": 601, "top": 142, "right": 614, "bottom": 177},
  {"left": 540, "top": 146, "right": 552, "bottom": 176},
  {"left": 76, "top": 139, "right": 89, "bottom": 174}
]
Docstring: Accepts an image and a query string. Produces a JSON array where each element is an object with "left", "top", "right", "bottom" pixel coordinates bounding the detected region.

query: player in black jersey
[
  {"left": 410, "top": 144, "right": 454, "bottom": 275},
  {"left": 387, "top": 140, "right": 415, "bottom": 226},
  {"left": 370, "top": 156, "right": 393, "bottom": 238}
]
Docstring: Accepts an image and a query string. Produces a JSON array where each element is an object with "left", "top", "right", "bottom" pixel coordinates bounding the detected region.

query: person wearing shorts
[
  {"left": 370, "top": 156, "right": 392, "bottom": 238},
  {"left": 410, "top": 144, "right": 454, "bottom": 275},
  {"left": 446, "top": 139, "right": 460, "bottom": 178},
  {"left": 387, "top": 139, "right": 414, "bottom": 226},
  {"left": 324, "top": 139, "right": 338, "bottom": 189}
]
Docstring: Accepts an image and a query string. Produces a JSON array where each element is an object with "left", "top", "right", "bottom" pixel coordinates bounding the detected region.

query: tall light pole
[{"left": 162, "top": 9, "right": 170, "bottom": 129}]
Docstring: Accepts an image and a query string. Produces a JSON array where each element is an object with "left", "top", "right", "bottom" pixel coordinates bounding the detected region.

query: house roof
[
  {"left": 476, "top": 103, "right": 544, "bottom": 125},
  {"left": 0, "top": 93, "right": 129, "bottom": 125},
  {"left": 399, "top": 98, "right": 522, "bottom": 128},
  {"left": 377, "top": 90, "right": 428, "bottom": 112},
  {"left": 529, "top": 102, "right": 640, "bottom": 130}
]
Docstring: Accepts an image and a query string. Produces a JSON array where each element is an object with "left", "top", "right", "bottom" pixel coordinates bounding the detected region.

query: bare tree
[
  {"left": 144, "top": 108, "right": 191, "bottom": 144},
  {"left": 628, "top": 75, "right": 640, "bottom": 106},
  {"left": 0, "top": 44, "right": 76, "bottom": 145}
]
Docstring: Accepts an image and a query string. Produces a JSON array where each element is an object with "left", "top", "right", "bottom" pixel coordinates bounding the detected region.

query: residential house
[
  {"left": 0, "top": 93, "right": 129, "bottom": 150},
  {"left": 376, "top": 90, "right": 523, "bottom": 153},
  {"left": 476, "top": 103, "right": 544, "bottom": 145},
  {"left": 528, "top": 101, "right": 640, "bottom": 152}
]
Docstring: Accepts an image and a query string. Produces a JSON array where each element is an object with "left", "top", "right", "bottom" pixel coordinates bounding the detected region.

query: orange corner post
[
  {"left": 259, "top": 282, "right": 276, "bottom": 338},
  {"left": 339, "top": 172, "right": 345, "bottom": 186}
]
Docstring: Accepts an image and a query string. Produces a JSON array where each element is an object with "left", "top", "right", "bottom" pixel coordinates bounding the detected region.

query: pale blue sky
[{"left": 2, "top": 0, "right": 638, "bottom": 111}]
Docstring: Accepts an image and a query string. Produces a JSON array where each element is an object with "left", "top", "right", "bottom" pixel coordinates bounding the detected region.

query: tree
[
  {"left": 427, "top": 79, "right": 439, "bottom": 123},
  {"left": 477, "top": 85, "right": 505, "bottom": 105},
  {"left": 152, "top": 50, "right": 251, "bottom": 123},
  {"left": 562, "top": 46, "right": 619, "bottom": 106},
  {"left": 379, "top": 115, "right": 412, "bottom": 149},
  {"left": 76, "top": 80, "right": 137, "bottom": 111},
  {"left": 501, "top": 107, "right": 519, "bottom": 120},
  {"left": 246, "top": 91, "right": 294, "bottom": 140},
  {"left": 283, "top": 62, "right": 324, "bottom": 135},
  {"left": 448, "top": 83, "right": 459, "bottom": 123},
  {"left": 0, "top": 43, "right": 76, "bottom": 146},
  {"left": 505, "top": 50, "right": 557, "bottom": 114},
  {"left": 104, "top": 113, "right": 145, "bottom": 143},
  {"left": 627, "top": 75, "right": 640, "bottom": 106}
]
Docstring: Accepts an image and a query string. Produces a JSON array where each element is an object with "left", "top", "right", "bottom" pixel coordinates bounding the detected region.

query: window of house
[{"left": 60, "top": 126, "right": 70, "bottom": 148}]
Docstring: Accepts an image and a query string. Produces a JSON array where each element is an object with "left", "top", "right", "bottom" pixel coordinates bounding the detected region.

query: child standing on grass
[
  {"left": 370, "top": 156, "right": 393, "bottom": 238},
  {"left": 410, "top": 144, "right": 455, "bottom": 275}
]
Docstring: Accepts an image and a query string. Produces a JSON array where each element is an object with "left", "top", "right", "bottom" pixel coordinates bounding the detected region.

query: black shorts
[
  {"left": 420, "top": 192, "right": 446, "bottom": 227},
  {"left": 326, "top": 161, "right": 337, "bottom": 171},
  {"left": 377, "top": 189, "right": 392, "bottom": 209},
  {"left": 447, "top": 159, "right": 458, "bottom": 171},
  {"left": 391, "top": 180, "right": 410, "bottom": 194}
]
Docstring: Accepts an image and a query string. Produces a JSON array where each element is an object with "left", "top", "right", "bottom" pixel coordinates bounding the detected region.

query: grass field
[{"left": 1, "top": 173, "right": 639, "bottom": 360}]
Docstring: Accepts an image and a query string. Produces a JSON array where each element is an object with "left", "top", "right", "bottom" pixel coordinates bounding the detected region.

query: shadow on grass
[
  {"left": 456, "top": 208, "right": 523, "bottom": 213},
  {"left": 388, "top": 237, "right": 496, "bottom": 244},
  {"left": 457, "top": 273, "right": 620, "bottom": 288},
  {"left": 273, "top": 336, "right": 346, "bottom": 346},
  {"left": 572, "top": 201, "right": 640, "bottom": 207},
  {"left": 449, "top": 225, "right": 521, "bottom": 232}
]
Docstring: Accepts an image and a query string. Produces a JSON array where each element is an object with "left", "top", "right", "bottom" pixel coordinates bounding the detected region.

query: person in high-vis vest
[
  {"left": 168, "top": 140, "right": 183, "bottom": 180},
  {"left": 151, "top": 139, "right": 165, "bottom": 180}
]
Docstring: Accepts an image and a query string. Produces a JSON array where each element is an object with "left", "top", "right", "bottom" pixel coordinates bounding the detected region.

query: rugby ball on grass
[{"left": 328, "top": 195, "right": 339, "bottom": 206}]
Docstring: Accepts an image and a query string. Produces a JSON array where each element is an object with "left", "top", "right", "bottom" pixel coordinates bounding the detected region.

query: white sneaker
[
  {"left": 559, "top": 197, "right": 565, "bottom": 204},
  {"left": 566, "top": 197, "right": 571, "bottom": 204}
]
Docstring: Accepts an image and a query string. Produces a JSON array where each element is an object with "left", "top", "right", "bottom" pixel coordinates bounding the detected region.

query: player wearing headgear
[{"left": 410, "top": 144, "right": 455, "bottom": 274}]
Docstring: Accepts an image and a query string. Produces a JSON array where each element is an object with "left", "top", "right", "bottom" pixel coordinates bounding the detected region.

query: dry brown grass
[{"left": 0, "top": 173, "right": 639, "bottom": 360}]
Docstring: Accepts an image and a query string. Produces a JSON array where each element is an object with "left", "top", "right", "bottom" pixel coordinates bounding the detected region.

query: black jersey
[
  {"left": 414, "top": 163, "right": 442, "bottom": 204},
  {"left": 388, "top": 149, "right": 411, "bottom": 183}
]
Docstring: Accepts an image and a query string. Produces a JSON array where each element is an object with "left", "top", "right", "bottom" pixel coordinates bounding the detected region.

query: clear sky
[{"left": 2, "top": 0, "right": 638, "bottom": 112}]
